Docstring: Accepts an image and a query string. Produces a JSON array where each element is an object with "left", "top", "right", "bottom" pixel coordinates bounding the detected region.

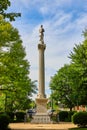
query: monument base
[
  {"left": 36, "top": 98, "right": 48, "bottom": 114},
  {"left": 31, "top": 114, "right": 52, "bottom": 124},
  {"left": 31, "top": 98, "right": 52, "bottom": 123}
]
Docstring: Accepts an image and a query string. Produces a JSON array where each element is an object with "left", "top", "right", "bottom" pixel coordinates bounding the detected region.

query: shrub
[
  {"left": 0, "top": 113, "right": 10, "bottom": 130},
  {"left": 72, "top": 112, "right": 87, "bottom": 127},
  {"left": 59, "top": 111, "right": 68, "bottom": 121},
  {"left": 51, "top": 114, "right": 57, "bottom": 122},
  {"left": 16, "top": 112, "right": 26, "bottom": 122},
  {"left": 68, "top": 111, "right": 76, "bottom": 122},
  {"left": 6, "top": 112, "right": 14, "bottom": 123}
]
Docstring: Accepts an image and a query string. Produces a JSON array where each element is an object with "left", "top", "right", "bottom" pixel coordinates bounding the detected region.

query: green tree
[
  {"left": 0, "top": 0, "right": 21, "bottom": 21},
  {"left": 50, "top": 64, "right": 76, "bottom": 111},
  {"left": 0, "top": 17, "right": 36, "bottom": 111},
  {"left": 69, "top": 30, "right": 87, "bottom": 105},
  {"left": 50, "top": 29, "right": 87, "bottom": 110}
]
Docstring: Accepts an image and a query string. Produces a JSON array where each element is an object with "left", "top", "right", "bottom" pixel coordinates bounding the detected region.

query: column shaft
[{"left": 38, "top": 44, "right": 46, "bottom": 98}]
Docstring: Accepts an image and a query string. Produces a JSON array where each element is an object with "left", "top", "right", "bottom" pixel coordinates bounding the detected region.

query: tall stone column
[
  {"left": 37, "top": 25, "right": 46, "bottom": 98},
  {"left": 38, "top": 43, "right": 46, "bottom": 98}
]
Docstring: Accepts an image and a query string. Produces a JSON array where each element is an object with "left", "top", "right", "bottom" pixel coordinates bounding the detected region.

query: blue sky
[{"left": 8, "top": 0, "right": 87, "bottom": 99}]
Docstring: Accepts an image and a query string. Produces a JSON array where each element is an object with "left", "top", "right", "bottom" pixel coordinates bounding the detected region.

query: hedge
[
  {"left": 72, "top": 111, "right": 87, "bottom": 127},
  {"left": 0, "top": 113, "right": 10, "bottom": 130}
]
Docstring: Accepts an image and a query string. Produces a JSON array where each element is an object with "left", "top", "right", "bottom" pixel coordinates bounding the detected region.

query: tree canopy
[
  {"left": 50, "top": 29, "right": 87, "bottom": 111},
  {"left": 0, "top": 17, "right": 36, "bottom": 111},
  {"left": 50, "top": 64, "right": 76, "bottom": 111},
  {"left": 0, "top": 0, "right": 21, "bottom": 21},
  {"left": 69, "top": 31, "right": 87, "bottom": 105}
]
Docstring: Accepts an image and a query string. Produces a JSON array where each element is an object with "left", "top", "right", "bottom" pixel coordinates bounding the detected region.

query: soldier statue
[{"left": 39, "top": 25, "right": 45, "bottom": 43}]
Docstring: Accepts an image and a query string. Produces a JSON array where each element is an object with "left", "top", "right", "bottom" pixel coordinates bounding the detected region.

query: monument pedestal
[
  {"left": 36, "top": 98, "right": 48, "bottom": 114},
  {"left": 31, "top": 98, "right": 52, "bottom": 124}
]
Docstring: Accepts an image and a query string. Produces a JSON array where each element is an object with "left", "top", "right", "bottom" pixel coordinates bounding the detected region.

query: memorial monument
[{"left": 31, "top": 25, "right": 51, "bottom": 123}]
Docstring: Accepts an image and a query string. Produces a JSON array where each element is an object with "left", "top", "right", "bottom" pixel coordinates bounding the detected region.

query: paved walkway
[{"left": 9, "top": 122, "right": 77, "bottom": 130}]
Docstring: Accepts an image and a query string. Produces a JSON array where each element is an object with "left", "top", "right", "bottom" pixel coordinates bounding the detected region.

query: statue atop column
[{"left": 39, "top": 25, "right": 45, "bottom": 43}]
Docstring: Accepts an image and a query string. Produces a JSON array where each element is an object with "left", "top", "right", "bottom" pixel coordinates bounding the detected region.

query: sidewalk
[{"left": 9, "top": 122, "right": 77, "bottom": 130}]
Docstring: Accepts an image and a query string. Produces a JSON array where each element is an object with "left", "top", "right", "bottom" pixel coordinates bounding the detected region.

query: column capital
[{"left": 38, "top": 43, "right": 46, "bottom": 50}]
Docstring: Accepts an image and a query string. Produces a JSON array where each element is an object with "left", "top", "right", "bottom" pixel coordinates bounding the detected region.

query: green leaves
[
  {"left": 0, "top": 0, "right": 21, "bottom": 21},
  {"left": 0, "top": 19, "right": 36, "bottom": 111},
  {"left": 50, "top": 29, "right": 87, "bottom": 110},
  {"left": 4, "top": 13, "right": 21, "bottom": 21},
  {"left": 0, "top": 0, "right": 10, "bottom": 12},
  {"left": 50, "top": 64, "right": 75, "bottom": 110}
]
